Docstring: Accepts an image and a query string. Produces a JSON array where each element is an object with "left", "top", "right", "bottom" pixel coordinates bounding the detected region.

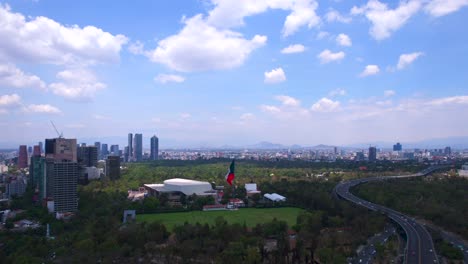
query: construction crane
[{"left": 50, "top": 121, "right": 63, "bottom": 138}]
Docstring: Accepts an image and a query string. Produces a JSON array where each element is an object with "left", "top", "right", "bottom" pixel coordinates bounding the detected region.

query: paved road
[
  {"left": 335, "top": 166, "right": 446, "bottom": 264},
  {"left": 350, "top": 225, "right": 397, "bottom": 264}
]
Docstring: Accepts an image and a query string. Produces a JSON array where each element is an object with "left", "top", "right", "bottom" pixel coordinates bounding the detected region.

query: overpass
[{"left": 335, "top": 166, "right": 449, "bottom": 264}]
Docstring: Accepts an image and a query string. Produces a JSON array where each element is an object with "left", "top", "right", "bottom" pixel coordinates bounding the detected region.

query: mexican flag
[{"left": 225, "top": 160, "right": 235, "bottom": 185}]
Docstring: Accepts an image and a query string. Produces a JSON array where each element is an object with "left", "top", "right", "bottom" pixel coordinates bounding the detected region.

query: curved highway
[{"left": 335, "top": 167, "right": 446, "bottom": 264}]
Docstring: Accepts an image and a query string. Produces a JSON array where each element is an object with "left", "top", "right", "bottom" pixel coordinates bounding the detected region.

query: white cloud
[
  {"left": 24, "top": 104, "right": 61, "bottom": 114},
  {"left": 0, "top": 4, "right": 128, "bottom": 65},
  {"left": 128, "top": 41, "right": 146, "bottom": 55},
  {"left": 281, "top": 44, "right": 306, "bottom": 54},
  {"left": 264, "top": 68, "right": 286, "bottom": 84},
  {"left": 49, "top": 69, "right": 106, "bottom": 101},
  {"left": 317, "top": 31, "right": 330, "bottom": 40},
  {"left": 317, "top": 49, "right": 345, "bottom": 64},
  {"left": 311, "top": 98, "right": 340, "bottom": 112},
  {"left": 336, "top": 33, "right": 352, "bottom": 47},
  {"left": 0, "top": 64, "right": 46, "bottom": 90},
  {"left": 65, "top": 123, "right": 85, "bottom": 128},
  {"left": 93, "top": 114, "right": 109, "bottom": 120},
  {"left": 426, "top": 95, "right": 468, "bottom": 106},
  {"left": 240, "top": 113, "right": 255, "bottom": 121},
  {"left": 260, "top": 104, "right": 281, "bottom": 114},
  {"left": 425, "top": 0, "right": 468, "bottom": 17},
  {"left": 180, "top": 113, "right": 191, "bottom": 119},
  {"left": 275, "top": 95, "right": 300, "bottom": 106},
  {"left": 397, "top": 52, "right": 424, "bottom": 70},
  {"left": 154, "top": 74, "right": 185, "bottom": 84},
  {"left": 360, "top": 65, "right": 380, "bottom": 77},
  {"left": 325, "top": 9, "right": 352, "bottom": 23},
  {"left": 351, "top": 0, "right": 422, "bottom": 40},
  {"left": 384, "top": 90, "right": 396, "bottom": 97},
  {"left": 206, "top": 0, "right": 320, "bottom": 37},
  {"left": 149, "top": 15, "right": 266, "bottom": 72},
  {"left": 0, "top": 93, "right": 21, "bottom": 107},
  {"left": 329, "top": 88, "right": 346, "bottom": 97}
]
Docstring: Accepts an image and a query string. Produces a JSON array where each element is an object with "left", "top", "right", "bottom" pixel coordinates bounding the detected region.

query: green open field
[{"left": 137, "top": 207, "right": 304, "bottom": 231}]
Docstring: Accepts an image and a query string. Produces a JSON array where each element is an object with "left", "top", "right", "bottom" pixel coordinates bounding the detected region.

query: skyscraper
[
  {"left": 101, "top": 144, "right": 109, "bottom": 158},
  {"left": 106, "top": 156, "right": 121, "bottom": 180},
  {"left": 33, "top": 145, "right": 41, "bottom": 157},
  {"left": 133, "top": 133, "right": 143, "bottom": 162},
  {"left": 127, "top": 133, "right": 133, "bottom": 162},
  {"left": 44, "top": 137, "right": 79, "bottom": 213},
  {"left": 94, "top": 142, "right": 101, "bottom": 160},
  {"left": 38, "top": 141, "right": 43, "bottom": 154},
  {"left": 368, "top": 146, "right": 377, "bottom": 162},
  {"left": 30, "top": 156, "right": 45, "bottom": 200},
  {"left": 77, "top": 146, "right": 98, "bottom": 167},
  {"left": 18, "top": 145, "right": 28, "bottom": 169},
  {"left": 393, "top": 142, "right": 402, "bottom": 151},
  {"left": 110, "top": 145, "right": 120, "bottom": 156},
  {"left": 150, "top": 135, "right": 159, "bottom": 161}
]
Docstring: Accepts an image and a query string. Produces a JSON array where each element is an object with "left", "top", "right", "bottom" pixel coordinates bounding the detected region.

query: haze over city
[{"left": 1, "top": 0, "right": 468, "bottom": 148}]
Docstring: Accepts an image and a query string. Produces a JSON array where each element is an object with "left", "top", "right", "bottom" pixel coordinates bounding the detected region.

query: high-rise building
[
  {"left": 444, "top": 146, "right": 451, "bottom": 155},
  {"left": 150, "top": 135, "right": 159, "bottom": 161},
  {"left": 46, "top": 160, "right": 78, "bottom": 213},
  {"left": 106, "top": 156, "right": 120, "bottom": 180},
  {"left": 393, "top": 142, "right": 402, "bottom": 151},
  {"left": 43, "top": 137, "right": 79, "bottom": 214},
  {"left": 94, "top": 142, "right": 101, "bottom": 160},
  {"left": 30, "top": 156, "right": 45, "bottom": 199},
  {"left": 38, "top": 141, "right": 43, "bottom": 154},
  {"left": 77, "top": 146, "right": 98, "bottom": 167},
  {"left": 45, "top": 138, "right": 77, "bottom": 162},
  {"left": 127, "top": 133, "right": 133, "bottom": 162},
  {"left": 101, "top": 144, "right": 109, "bottom": 158},
  {"left": 18, "top": 145, "right": 28, "bottom": 169},
  {"left": 110, "top": 145, "right": 120, "bottom": 156},
  {"left": 368, "top": 146, "right": 377, "bottom": 162},
  {"left": 33, "top": 145, "right": 41, "bottom": 157},
  {"left": 133, "top": 134, "right": 143, "bottom": 162},
  {"left": 28, "top": 146, "right": 33, "bottom": 154}
]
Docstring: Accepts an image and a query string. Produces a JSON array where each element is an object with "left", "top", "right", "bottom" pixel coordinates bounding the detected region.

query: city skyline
[{"left": 1, "top": 1, "right": 468, "bottom": 147}]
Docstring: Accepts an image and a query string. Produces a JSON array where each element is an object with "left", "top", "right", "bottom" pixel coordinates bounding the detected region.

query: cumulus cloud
[
  {"left": 384, "top": 90, "right": 396, "bottom": 97},
  {"left": 275, "top": 95, "right": 300, "bottom": 106},
  {"left": 317, "top": 49, "right": 345, "bottom": 64},
  {"left": 336, "top": 33, "right": 352, "bottom": 47},
  {"left": 149, "top": 15, "right": 266, "bottom": 72},
  {"left": 325, "top": 9, "right": 352, "bottom": 23},
  {"left": 206, "top": 0, "right": 320, "bottom": 37},
  {"left": 281, "top": 44, "right": 306, "bottom": 54},
  {"left": 260, "top": 105, "right": 281, "bottom": 114},
  {"left": 49, "top": 69, "right": 106, "bottom": 101},
  {"left": 311, "top": 97, "right": 340, "bottom": 112},
  {"left": 0, "top": 64, "right": 46, "bottom": 90},
  {"left": 264, "top": 68, "right": 286, "bottom": 84},
  {"left": 154, "top": 74, "right": 185, "bottom": 84},
  {"left": 0, "top": 93, "right": 21, "bottom": 106},
  {"left": 128, "top": 41, "right": 146, "bottom": 55},
  {"left": 397, "top": 52, "right": 424, "bottom": 70},
  {"left": 425, "top": 0, "right": 468, "bottom": 17},
  {"left": 24, "top": 104, "right": 61, "bottom": 114},
  {"left": 329, "top": 88, "right": 346, "bottom": 97},
  {"left": 351, "top": 0, "right": 422, "bottom": 40},
  {"left": 360, "top": 65, "right": 380, "bottom": 77},
  {"left": 0, "top": 4, "right": 128, "bottom": 65}
]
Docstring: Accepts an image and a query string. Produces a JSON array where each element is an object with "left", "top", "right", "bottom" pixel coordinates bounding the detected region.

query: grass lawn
[{"left": 137, "top": 207, "right": 304, "bottom": 231}]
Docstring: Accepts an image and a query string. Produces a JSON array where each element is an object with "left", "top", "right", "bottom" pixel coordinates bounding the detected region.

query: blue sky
[{"left": 1, "top": 0, "right": 468, "bottom": 148}]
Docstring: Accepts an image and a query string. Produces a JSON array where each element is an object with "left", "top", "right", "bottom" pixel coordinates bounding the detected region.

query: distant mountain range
[{"left": 1, "top": 136, "right": 468, "bottom": 150}]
